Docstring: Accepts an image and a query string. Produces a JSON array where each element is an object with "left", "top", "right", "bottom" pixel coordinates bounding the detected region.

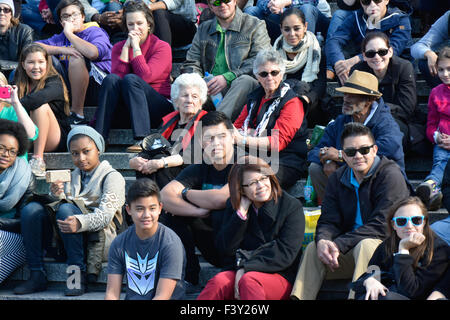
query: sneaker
[
  {"left": 416, "top": 180, "right": 442, "bottom": 210},
  {"left": 29, "top": 156, "right": 46, "bottom": 177},
  {"left": 68, "top": 112, "right": 88, "bottom": 127},
  {"left": 126, "top": 141, "right": 143, "bottom": 153}
]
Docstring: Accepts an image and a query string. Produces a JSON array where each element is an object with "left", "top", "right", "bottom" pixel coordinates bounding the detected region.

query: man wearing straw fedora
[{"left": 307, "top": 70, "right": 405, "bottom": 202}]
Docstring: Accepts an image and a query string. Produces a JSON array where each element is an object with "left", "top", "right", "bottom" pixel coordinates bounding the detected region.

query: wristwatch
[
  {"left": 338, "top": 150, "right": 344, "bottom": 162},
  {"left": 181, "top": 187, "right": 190, "bottom": 202},
  {"left": 161, "top": 157, "right": 169, "bottom": 168}
]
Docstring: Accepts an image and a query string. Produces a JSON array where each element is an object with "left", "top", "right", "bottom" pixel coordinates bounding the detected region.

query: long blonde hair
[{"left": 14, "top": 44, "right": 70, "bottom": 116}]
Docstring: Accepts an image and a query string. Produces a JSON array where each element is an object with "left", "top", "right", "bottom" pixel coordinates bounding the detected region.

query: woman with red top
[
  {"left": 94, "top": 0, "right": 173, "bottom": 149},
  {"left": 233, "top": 49, "right": 309, "bottom": 189}
]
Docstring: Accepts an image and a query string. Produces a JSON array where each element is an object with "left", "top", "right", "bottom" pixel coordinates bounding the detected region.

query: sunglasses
[
  {"left": 364, "top": 48, "right": 389, "bottom": 58},
  {"left": 211, "top": 0, "right": 232, "bottom": 6},
  {"left": 258, "top": 70, "right": 281, "bottom": 78},
  {"left": 360, "top": 0, "right": 384, "bottom": 5},
  {"left": 0, "top": 7, "right": 12, "bottom": 13},
  {"left": 392, "top": 216, "right": 424, "bottom": 228},
  {"left": 343, "top": 144, "right": 374, "bottom": 157}
]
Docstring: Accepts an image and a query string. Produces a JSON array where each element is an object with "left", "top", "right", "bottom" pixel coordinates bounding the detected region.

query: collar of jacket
[
  {"left": 340, "top": 155, "right": 381, "bottom": 188},
  {"left": 249, "top": 191, "right": 285, "bottom": 224},
  {"left": 208, "top": 7, "right": 244, "bottom": 35}
]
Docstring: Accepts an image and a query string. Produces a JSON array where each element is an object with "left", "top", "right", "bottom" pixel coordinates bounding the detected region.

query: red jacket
[
  {"left": 111, "top": 34, "right": 172, "bottom": 98},
  {"left": 426, "top": 84, "right": 450, "bottom": 143}
]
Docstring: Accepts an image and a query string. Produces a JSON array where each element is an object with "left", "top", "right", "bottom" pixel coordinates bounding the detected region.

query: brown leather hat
[{"left": 336, "top": 70, "right": 382, "bottom": 98}]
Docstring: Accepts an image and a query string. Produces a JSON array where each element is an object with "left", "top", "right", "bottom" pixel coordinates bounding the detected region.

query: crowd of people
[{"left": 0, "top": 0, "right": 449, "bottom": 300}]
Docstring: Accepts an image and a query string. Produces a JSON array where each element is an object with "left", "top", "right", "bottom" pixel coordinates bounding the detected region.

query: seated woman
[
  {"left": 15, "top": 126, "right": 126, "bottom": 296},
  {"left": 0, "top": 72, "right": 38, "bottom": 160},
  {"left": 94, "top": 0, "right": 173, "bottom": 150},
  {"left": 351, "top": 31, "right": 417, "bottom": 152},
  {"left": 0, "top": 120, "right": 34, "bottom": 285},
  {"left": 352, "top": 196, "right": 449, "bottom": 300},
  {"left": 0, "top": 0, "right": 34, "bottom": 81},
  {"left": 14, "top": 43, "right": 71, "bottom": 177},
  {"left": 233, "top": 49, "right": 309, "bottom": 190},
  {"left": 273, "top": 7, "right": 326, "bottom": 127},
  {"left": 36, "top": 0, "right": 112, "bottom": 126},
  {"left": 129, "top": 73, "right": 208, "bottom": 189},
  {"left": 197, "top": 156, "right": 305, "bottom": 300}
]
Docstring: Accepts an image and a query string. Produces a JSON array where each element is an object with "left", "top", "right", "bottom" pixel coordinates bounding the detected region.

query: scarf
[
  {"left": 0, "top": 157, "right": 32, "bottom": 217},
  {"left": 273, "top": 30, "right": 321, "bottom": 83}
]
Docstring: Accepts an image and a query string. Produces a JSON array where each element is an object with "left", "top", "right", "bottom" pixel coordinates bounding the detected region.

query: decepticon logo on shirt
[{"left": 125, "top": 251, "right": 159, "bottom": 296}]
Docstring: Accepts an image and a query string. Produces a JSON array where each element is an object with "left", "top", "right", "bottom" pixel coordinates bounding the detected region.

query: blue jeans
[
  {"left": 418, "top": 59, "right": 442, "bottom": 88},
  {"left": 20, "top": 202, "right": 86, "bottom": 272},
  {"left": 245, "top": 4, "right": 330, "bottom": 41},
  {"left": 325, "top": 10, "right": 354, "bottom": 71},
  {"left": 21, "top": 0, "right": 46, "bottom": 32},
  {"left": 426, "top": 145, "right": 450, "bottom": 186},
  {"left": 431, "top": 217, "right": 450, "bottom": 246}
]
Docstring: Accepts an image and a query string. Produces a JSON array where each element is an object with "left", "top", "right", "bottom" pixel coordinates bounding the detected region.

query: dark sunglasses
[
  {"left": 258, "top": 70, "right": 281, "bottom": 78},
  {"left": 211, "top": 0, "right": 232, "bottom": 6},
  {"left": 0, "top": 7, "right": 12, "bottom": 13},
  {"left": 343, "top": 144, "right": 374, "bottom": 157},
  {"left": 392, "top": 216, "right": 424, "bottom": 228},
  {"left": 364, "top": 48, "right": 389, "bottom": 58},
  {"left": 360, "top": 0, "right": 383, "bottom": 5}
]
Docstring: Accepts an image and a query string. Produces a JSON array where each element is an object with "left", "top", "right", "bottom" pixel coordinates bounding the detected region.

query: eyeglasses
[
  {"left": 360, "top": 0, "right": 383, "bottom": 6},
  {"left": 364, "top": 48, "right": 389, "bottom": 58},
  {"left": 392, "top": 216, "right": 424, "bottom": 228},
  {"left": 242, "top": 175, "right": 269, "bottom": 188},
  {"left": 211, "top": 0, "right": 232, "bottom": 7},
  {"left": 343, "top": 144, "right": 374, "bottom": 157},
  {"left": 60, "top": 12, "right": 82, "bottom": 21},
  {"left": 0, "top": 145, "right": 18, "bottom": 157},
  {"left": 258, "top": 70, "right": 281, "bottom": 78},
  {"left": 0, "top": 7, "right": 12, "bottom": 13}
]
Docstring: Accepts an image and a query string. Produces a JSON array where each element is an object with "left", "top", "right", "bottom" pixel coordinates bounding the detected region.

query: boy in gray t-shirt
[{"left": 105, "top": 179, "right": 186, "bottom": 300}]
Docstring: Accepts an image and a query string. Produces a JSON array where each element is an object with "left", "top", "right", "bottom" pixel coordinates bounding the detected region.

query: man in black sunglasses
[
  {"left": 307, "top": 70, "right": 405, "bottom": 202},
  {"left": 291, "top": 122, "right": 410, "bottom": 300},
  {"left": 182, "top": 0, "right": 271, "bottom": 121}
]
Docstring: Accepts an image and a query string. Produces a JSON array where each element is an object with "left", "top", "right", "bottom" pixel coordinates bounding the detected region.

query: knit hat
[
  {"left": 67, "top": 126, "right": 105, "bottom": 153},
  {"left": 335, "top": 70, "right": 382, "bottom": 98},
  {"left": 0, "top": 0, "right": 14, "bottom": 17}
]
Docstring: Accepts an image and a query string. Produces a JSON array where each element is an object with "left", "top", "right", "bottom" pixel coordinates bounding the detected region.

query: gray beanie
[
  {"left": 0, "top": 0, "right": 14, "bottom": 17},
  {"left": 67, "top": 126, "right": 105, "bottom": 153}
]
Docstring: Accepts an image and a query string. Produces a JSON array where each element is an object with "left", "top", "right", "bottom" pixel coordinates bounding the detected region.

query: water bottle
[
  {"left": 316, "top": 32, "right": 324, "bottom": 48},
  {"left": 304, "top": 175, "right": 317, "bottom": 207},
  {"left": 204, "top": 72, "right": 223, "bottom": 107}
]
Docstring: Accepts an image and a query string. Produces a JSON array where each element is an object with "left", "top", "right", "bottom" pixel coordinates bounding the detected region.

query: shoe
[
  {"left": 14, "top": 270, "right": 47, "bottom": 295},
  {"left": 64, "top": 271, "right": 87, "bottom": 296},
  {"left": 29, "top": 156, "right": 46, "bottom": 177},
  {"left": 87, "top": 273, "right": 97, "bottom": 284},
  {"left": 126, "top": 141, "right": 143, "bottom": 153},
  {"left": 428, "top": 190, "right": 443, "bottom": 211},
  {"left": 326, "top": 70, "right": 335, "bottom": 80},
  {"left": 416, "top": 180, "right": 442, "bottom": 210},
  {"left": 68, "top": 112, "right": 88, "bottom": 127}
]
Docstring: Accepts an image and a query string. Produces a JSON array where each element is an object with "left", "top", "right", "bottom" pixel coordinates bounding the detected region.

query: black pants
[
  {"left": 94, "top": 73, "right": 174, "bottom": 140},
  {"left": 152, "top": 10, "right": 197, "bottom": 47}
]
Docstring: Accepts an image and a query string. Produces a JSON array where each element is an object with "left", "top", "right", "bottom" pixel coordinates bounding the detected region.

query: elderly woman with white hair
[
  {"left": 129, "top": 72, "right": 208, "bottom": 189},
  {"left": 233, "top": 49, "right": 309, "bottom": 189}
]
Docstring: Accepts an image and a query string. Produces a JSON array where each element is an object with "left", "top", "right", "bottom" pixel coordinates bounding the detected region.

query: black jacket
[
  {"left": 352, "top": 55, "right": 417, "bottom": 124},
  {"left": 215, "top": 191, "right": 305, "bottom": 284},
  {"left": 316, "top": 156, "right": 411, "bottom": 254},
  {"left": 353, "top": 235, "right": 449, "bottom": 299},
  {"left": 0, "top": 23, "right": 34, "bottom": 71}
]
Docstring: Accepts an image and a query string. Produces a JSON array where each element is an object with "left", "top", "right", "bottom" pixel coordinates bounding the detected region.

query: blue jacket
[
  {"left": 308, "top": 97, "right": 405, "bottom": 171},
  {"left": 325, "top": 6, "right": 412, "bottom": 67}
]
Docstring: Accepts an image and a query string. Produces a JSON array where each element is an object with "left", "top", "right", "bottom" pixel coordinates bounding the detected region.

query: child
[
  {"left": 105, "top": 178, "right": 186, "bottom": 300},
  {"left": 14, "top": 43, "right": 71, "bottom": 176},
  {"left": 416, "top": 46, "right": 450, "bottom": 210}
]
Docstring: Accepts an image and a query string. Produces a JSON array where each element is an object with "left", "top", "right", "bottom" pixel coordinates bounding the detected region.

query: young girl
[
  {"left": 353, "top": 197, "right": 449, "bottom": 300},
  {"left": 416, "top": 46, "right": 450, "bottom": 210},
  {"left": 14, "top": 43, "right": 71, "bottom": 176}
]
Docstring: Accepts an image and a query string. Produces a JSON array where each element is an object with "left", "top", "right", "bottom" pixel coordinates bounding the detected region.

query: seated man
[
  {"left": 411, "top": 10, "right": 450, "bottom": 88},
  {"left": 182, "top": 0, "right": 271, "bottom": 121},
  {"left": 160, "top": 111, "right": 236, "bottom": 286},
  {"left": 308, "top": 70, "right": 405, "bottom": 202},
  {"left": 106, "top": 178, "right": 186, "bottom": 300},
  {"left": 325, "top": 0, "right": 412, "bottom": 84},
  {"left": 291, "top": 122, "right": 411, "bottom": 300}
]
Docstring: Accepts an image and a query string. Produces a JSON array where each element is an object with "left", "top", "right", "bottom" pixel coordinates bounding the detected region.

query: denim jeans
[
  {"left": 21, "top": 0, "right": 46, "bottom": 32},
  {"left": 245, "top": 4, "right": 330, "bottom": 41},
  {"left": 325, "top": 9, "right": 354, "bottom": 71},
  {"left": 418, "top": 59, "right": 442, "bottom": 88},
  {"left": 426, "top": 145, "right": 450, "bottom": 186},
  {"left": 20, "top": 202, "right": 86, "bottom": 272},
  {"left": 431, "top": 217, "right": 450, "bottom": 246}
]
